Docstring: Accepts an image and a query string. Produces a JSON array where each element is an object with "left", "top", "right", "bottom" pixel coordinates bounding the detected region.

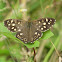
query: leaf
[
  {"left": 42, "top": 30, "right": 54, "bottom": 39},
  {"left": 25, "top": 41, "right": 40, "bottom": 48},
  {"left": 0, "top": 22, "right": 54, "bottom": 48}
]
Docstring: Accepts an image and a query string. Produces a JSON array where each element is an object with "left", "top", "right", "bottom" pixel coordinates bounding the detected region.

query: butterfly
[{"left": 4, "top": 18, "right": 56, "bottom": 43}]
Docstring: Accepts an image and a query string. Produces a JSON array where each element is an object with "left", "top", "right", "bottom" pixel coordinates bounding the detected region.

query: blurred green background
[{"left": 0, "top": 0, "right": 62, "bottom": 62}]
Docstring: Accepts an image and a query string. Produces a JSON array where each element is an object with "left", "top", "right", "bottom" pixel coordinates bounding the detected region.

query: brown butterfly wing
[
  {"left": 4, "top": 19, "right": 30, "bottom": 43},
  {"left": 4, "top": 19, "right": 24, "bottom": 32},
  {"left": 30, "top": 18, "right": 56, "bottom": 43},
  {"left": 16, "top": 22, "right": 30, "bottom": 43},
  {"left": 29, "top": 23, "right": 43, "bottom": 43},
  {"left": 33, "top": 18, "right": 56, "bottom": 32}
]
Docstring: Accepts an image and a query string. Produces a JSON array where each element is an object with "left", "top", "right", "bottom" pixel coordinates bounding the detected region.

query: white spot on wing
[
  {"left": 12, "top": 24, "right": 15, "bottom": 26},
  {"left": 48, "top": 22, "right": 50, "bottom": 24},
  {"left": 39, "top": 21, "right": 41, "bottom": 23},
  {"left": 17, "top": 35, "right": 19, "bottom": 37},
  {"left": 18, "top": 29, "right": 21, "bottom": 31},
  {"left": 43, "top": 26, "right": 46, "bottom": 28},
  {"left": 8, "top": 24, "right": 10, "bottom": 26},
  {"left": 11, "top": 27, "right": 14, "bottom": 29},
  {"left": 50, "top": 19, "right": 52, "bottom": 21},
  {"left": 43, "top": 23, "right": 46, "bottom": 25},
  {"left": 41, "top": 28, "right": 43, "bottom": 30},
  {"left": 7, "top": 21, "right": 9, "bottom": 23},
  {"left": 18, "top": 22, "right": 20, "bottom": 24},
  {"left": 35, "top": 32, "right": 37, "bottom": 34},
  {"left": 11, "top": 20, "right": 13, "bottom": 23},
  {"left": 46, "top": 18, "right": 48, "bottom": 22},
  {"left": 38, "top": 33, "right": 40, "bottom": 36},
  {"left": 20, "top": 33, "right": 23, "bottom": 35},
  {"left": 14, "top": 29, "right": 16, "bottom": 31}
]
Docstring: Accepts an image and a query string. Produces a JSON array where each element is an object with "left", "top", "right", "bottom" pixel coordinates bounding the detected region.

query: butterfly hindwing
[
  {"left": 16, "top": 22, "right": 29, "bottom": 43},
  {"left": 29, "top": 24, "right": 43, "bottom": 43},
  {"left": 16, "top": 31, "right": 29, "bottom": 43}
]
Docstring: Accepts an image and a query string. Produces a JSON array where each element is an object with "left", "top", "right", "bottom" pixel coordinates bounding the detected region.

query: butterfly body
[{"left": 4, "top": 18, "right": 56, "bottom": 43}]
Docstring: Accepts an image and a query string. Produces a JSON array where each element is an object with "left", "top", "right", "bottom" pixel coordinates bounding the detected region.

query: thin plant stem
[
  {"left": 50, "top": 40, "right": 60, "bottom": 57},
  {"left": 33, "top": 48, "right": 36, "bottom": 62},
  {"left": 20, "top": 0, "right": 28, "bottom": 21}
]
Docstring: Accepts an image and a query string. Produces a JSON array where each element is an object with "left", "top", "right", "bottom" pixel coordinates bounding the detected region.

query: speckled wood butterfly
[{"left": 4, "top": 18, "right": 56, "bottom": 43}]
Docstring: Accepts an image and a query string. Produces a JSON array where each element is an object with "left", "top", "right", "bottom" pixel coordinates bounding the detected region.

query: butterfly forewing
[
  {"left": 4, "top": 19, "right": 24, "bottom": 32},
  {"left": 33, "top": 18, "right": 56, "bottom": 32}
]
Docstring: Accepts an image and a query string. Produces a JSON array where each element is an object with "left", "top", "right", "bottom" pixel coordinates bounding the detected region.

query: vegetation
[{"left": 0, "top": 0, "right": 62, "bottom": 62}]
